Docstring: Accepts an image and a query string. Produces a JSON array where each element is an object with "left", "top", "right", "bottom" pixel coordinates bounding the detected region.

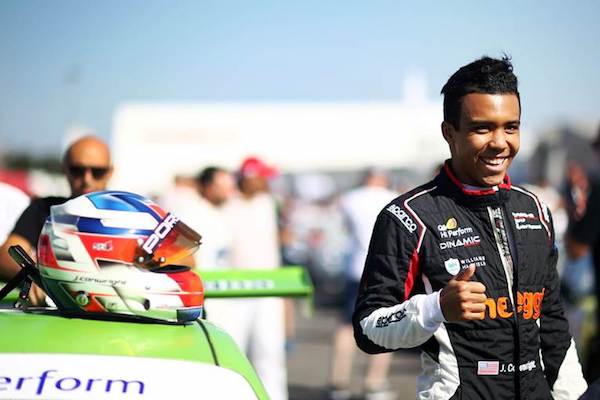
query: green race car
[
  {"left": 0, "top": 263, "right": 311, "bottom": 400},
  {"left": 0, "top": 191, "right": 312, "bottom": 399}
]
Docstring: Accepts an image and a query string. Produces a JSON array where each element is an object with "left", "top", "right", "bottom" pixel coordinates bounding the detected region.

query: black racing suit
[{"left": 353, "top": 162, "right": 586, "bottom": 400}]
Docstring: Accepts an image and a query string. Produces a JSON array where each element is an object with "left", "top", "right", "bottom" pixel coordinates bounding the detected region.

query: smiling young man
[{"left": 353, "top": 57, "right": 587, "bottom": 399}]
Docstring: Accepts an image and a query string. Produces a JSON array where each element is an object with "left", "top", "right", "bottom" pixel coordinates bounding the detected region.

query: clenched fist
[{"left": 440, "top": 265, "right": 487, "bottom": 322}]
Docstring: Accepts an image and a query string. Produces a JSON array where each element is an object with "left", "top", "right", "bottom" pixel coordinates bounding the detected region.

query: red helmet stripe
[{"left": 166, "top": 270, "right": 204, "bottom": 307}]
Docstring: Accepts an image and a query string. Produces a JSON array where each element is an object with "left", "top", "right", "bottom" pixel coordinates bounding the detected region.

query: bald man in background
[{"left": 0, "top": 135, "right": 113, "bottom": 303}]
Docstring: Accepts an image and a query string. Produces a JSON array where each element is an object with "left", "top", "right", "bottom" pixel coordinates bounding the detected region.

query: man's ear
[{"left": 441, "top": 121, "right": 455, "bottom": 144}]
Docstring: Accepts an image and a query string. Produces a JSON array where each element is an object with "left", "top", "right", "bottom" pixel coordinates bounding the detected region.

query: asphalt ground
[{"left": 287, "top": 306, "right": 421, "bottom": 400}]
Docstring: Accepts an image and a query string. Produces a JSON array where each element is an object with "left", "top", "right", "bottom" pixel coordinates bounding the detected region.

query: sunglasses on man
[{"left": 67, "top": 165, "right": 110, "bottom": 180}]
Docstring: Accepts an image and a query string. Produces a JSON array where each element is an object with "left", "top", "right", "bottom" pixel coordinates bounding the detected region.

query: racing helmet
[{"left": 36, "top": 191, "right": 204, "bottom": 323}]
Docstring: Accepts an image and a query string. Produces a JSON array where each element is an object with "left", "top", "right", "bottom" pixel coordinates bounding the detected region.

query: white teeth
[{"left": 481, "top": 158, "right": 504, "bottom": 166}]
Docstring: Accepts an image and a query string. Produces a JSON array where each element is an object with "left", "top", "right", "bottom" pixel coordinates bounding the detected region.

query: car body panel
[
  {"left": 0, "top": 353, "right": 258, "bottom": 399},
  {"left": 0, "top": 310, "right": 268, "bottom": 399},
  {"left": 0, "top": 266, "right": 313, "bottom": 399}
]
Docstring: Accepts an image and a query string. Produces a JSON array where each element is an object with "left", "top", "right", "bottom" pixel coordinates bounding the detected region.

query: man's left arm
[{"left": 539, "top": 210, "right": 587, "bottom": 399}]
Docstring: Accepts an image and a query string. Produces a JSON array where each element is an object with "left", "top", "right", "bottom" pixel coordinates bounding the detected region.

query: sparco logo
[
  {"left": 142, "top": 213, "right": 179, "bottom": 254},
  {"left": 386, "top": 205, "right": 417, "bottom": 233},
  {"left": 376, "top": 309, "right": 407, "bottom": 327}
]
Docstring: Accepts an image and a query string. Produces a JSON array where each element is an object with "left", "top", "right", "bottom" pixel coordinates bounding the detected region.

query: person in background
[
  {"left": 163, "top": 166, "right": 236, "bottom": 270},
  {"left": 211, "top": 156, "right": 287, "bottom": 400},
  {"left": 194, "top": 167, "right": 236, "bottom": 269},
  {"left": 0, "top": 182, "right": 29, "bottom": 245},
  {"left": 329, "top": 167, "right": 398, "bottom": 400},
  {"left": 159, "top": 174, "right": 200, "bottom": 213},
  {"left": 0, "top": 135, "right": 112, "bottom": 304},
  {"left": 565, "top": 125, "right": 600, "bottom": 382}
]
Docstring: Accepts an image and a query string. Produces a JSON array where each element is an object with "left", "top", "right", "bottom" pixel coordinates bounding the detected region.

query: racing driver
[{"left": 353, "top": 56, "right": 587, "bottom": 399}]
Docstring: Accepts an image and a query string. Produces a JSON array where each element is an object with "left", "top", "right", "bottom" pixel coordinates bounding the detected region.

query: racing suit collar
[{"left": 438, "top": 160, "right": 511, "bottom": 207}]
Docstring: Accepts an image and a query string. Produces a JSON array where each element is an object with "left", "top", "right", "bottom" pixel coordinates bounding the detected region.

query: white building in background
[{"left": 111, "top": 97, "right": 448, "bottom": 196}]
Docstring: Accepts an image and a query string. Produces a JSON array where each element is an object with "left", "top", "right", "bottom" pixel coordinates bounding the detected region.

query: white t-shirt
[
  {"left": 340, "top": 185, "right": 397, "bottom": 281},
  {"left": 223, "top": 193, "right": 281, "bottom": 269},
  {"left": 0, "top": 182, "right": 30, "bottom": 244}
]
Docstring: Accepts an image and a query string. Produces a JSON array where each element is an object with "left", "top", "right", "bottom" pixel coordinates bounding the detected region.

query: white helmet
[{"left": 37, "top": 191, "right": 203, "bottom": 323}]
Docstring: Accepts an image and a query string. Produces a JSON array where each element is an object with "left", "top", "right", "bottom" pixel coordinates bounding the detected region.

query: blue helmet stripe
[
  {"left": 114, "top": 193, "right": 162, "bottom": 221},
  {"left": 88, "top": 191, "right": 162, "bottom": 222},
  {"left": 88, "top": 191, "right": 142, "bottom": 212}
]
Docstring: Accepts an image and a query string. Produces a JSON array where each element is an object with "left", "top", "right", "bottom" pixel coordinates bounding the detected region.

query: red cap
[{"left": 239, "top": 156, "right": 277, "bottom": 179}]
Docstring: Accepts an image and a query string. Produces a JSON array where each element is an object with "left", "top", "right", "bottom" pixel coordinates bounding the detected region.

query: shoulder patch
[
  {"left": 510, "top": 186, "right": 551, "bottom": 239},
  {"left": 386, "top": 204, "right": 417, "bottom": 233}
]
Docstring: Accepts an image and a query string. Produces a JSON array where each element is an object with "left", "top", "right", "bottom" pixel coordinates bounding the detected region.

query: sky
[{"left": 1, "top": 0, "right": 599, "bottom": 156}]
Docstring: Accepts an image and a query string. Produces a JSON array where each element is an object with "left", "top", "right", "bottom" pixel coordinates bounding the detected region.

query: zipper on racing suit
[{"left": 487, "top": 204, "right": 521, "bottom": 399}]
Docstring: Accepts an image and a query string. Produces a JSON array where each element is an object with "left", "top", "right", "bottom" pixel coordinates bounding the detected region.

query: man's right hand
[{"left": 440, "top": 265, "right": 487, "bottom": 322}]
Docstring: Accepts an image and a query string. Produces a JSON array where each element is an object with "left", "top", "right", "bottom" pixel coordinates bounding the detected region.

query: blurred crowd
[{"left": 1, "top": 123, "right": 600, "bottom": 399}]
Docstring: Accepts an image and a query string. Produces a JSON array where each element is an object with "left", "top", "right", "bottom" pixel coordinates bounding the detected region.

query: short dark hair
[
  {"left": 196, "top": 166, "right": 225, "bottom": 187},
  {"left": 441, "top": 56, "right": 520, "bottom": 128}
]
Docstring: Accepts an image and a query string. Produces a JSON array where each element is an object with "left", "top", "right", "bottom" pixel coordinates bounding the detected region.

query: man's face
[
  {"left": 240, "top": 176, "right": 268, "bottom": 197},
  {"left": 442, "top": 93, "right": 520, "bottom": 187},
  {"left": 63, "top": 141, "right": 113, "bottom": 197},
  {"left": 204, "top": 171, "right": 235, "bottom": 206}
]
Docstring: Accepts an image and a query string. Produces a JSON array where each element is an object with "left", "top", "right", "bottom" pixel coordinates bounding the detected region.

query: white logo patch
[
  {"left": 444, "top": 258, "right": 461, "bottom": 275},
  {"left": 142, "top": 213, "right": 180, "bottom": 254},
  {"left": 512, "top": 212, "right": 542, "bottom": 231}
]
